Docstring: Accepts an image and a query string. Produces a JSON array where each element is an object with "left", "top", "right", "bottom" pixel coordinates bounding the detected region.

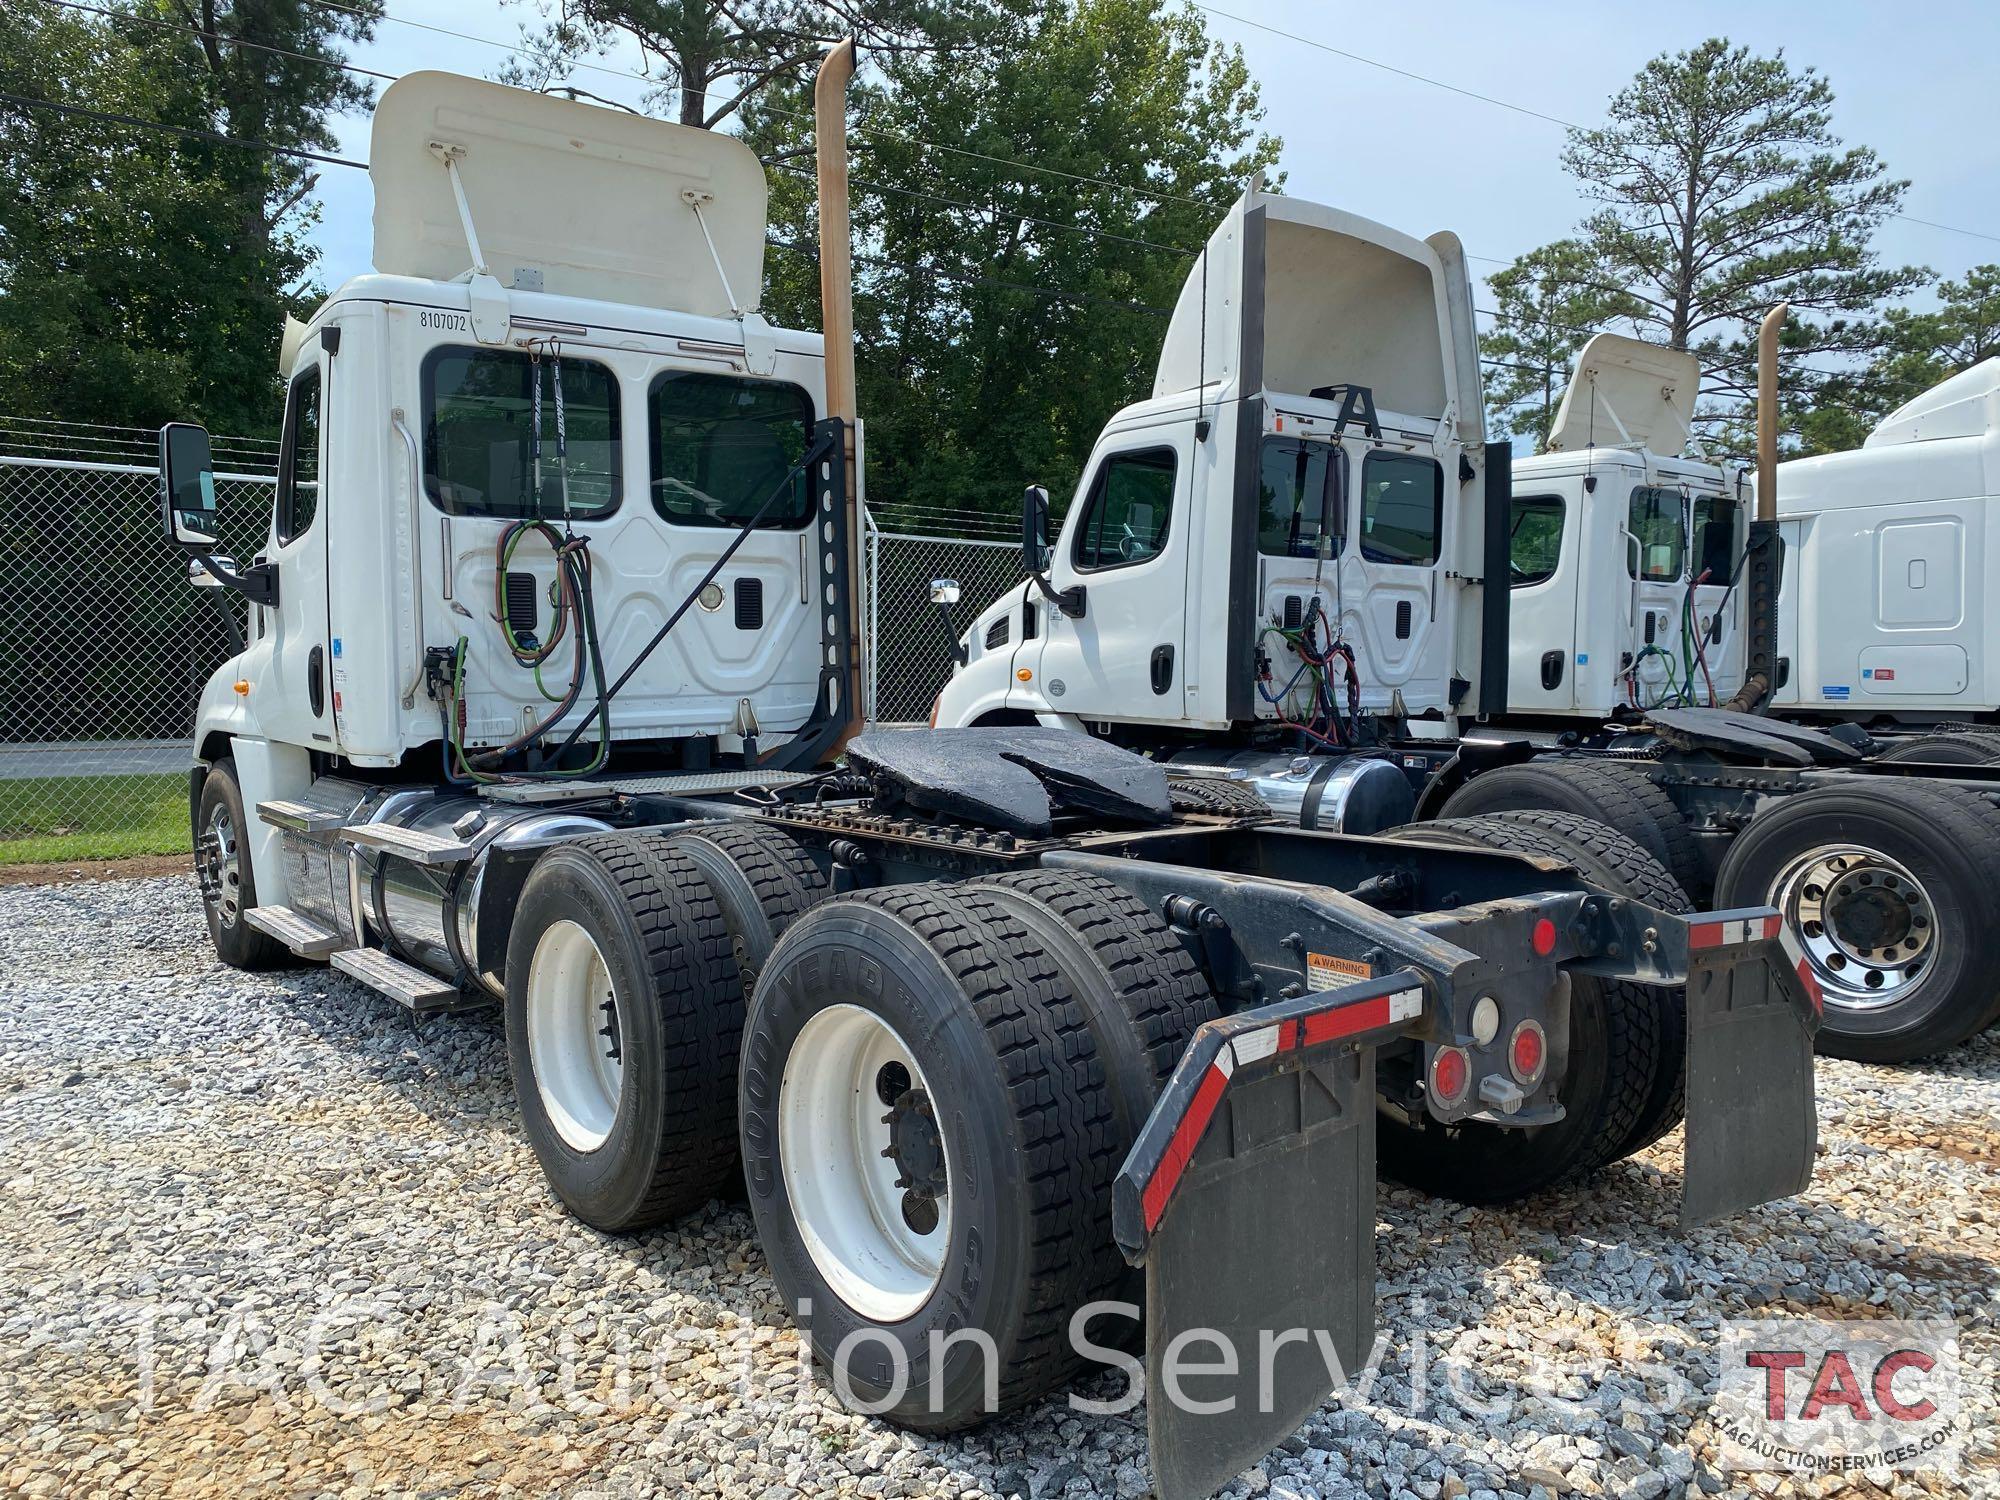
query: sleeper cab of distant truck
[
  {"left": 934, "top": 179, "right": 1504, "bottom": 765},
  {"left": 1768, "top": 357, "right": 2000, "bottom": 720},
  {"left": 1502, "top": 335, "right": 1751, "bottom": 723},
  {"left": 184, "top": 73, "right": 838, "bottom": 922}
]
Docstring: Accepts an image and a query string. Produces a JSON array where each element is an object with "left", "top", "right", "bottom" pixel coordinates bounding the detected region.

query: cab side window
[
  {"left": 1628, "top": 486, "right": 1685, "bottom": 580},
  {"left": 275, "top": 366, "right": 322, "bottom": 545},
  {"left": 1508, "top": 494, "right": 1564, "bottom": 586},
  {"left": 1072, "top": 448, "right": 1176, "bottom": 572},
  {"left": 1360, "top": 452, "right": 1443, "bottom": 566}
]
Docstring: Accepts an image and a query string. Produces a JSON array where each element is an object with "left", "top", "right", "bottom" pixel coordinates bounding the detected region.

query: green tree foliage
[
  {"left": 0, "top": 0, "right": 378, "bottom": 436},
  {"left": 742, "top": 0, "right": 1277, "bottom": 524},
  {"left": 1484, "top": 38, "right": 1927, "bottom": 454},
  {"left": 1479, "top": 240, "right": 1643, "bottom": 448},
  {"left": 500, "top": 0, "right": 975, "bottom": 128},
  {"left": 1800, "top": 264, "right": 2000, "bottom": 452}
]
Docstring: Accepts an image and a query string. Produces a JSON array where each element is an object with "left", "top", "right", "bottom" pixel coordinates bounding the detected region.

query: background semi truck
[
  {"left": 161, "top": 54, "right": 1823, "bottom": 1500},
  {"left": 932, "top": 280, "right": 2000, "bottom": 1066},
  {"left": 1505, "top": 332, "right": 2000, "bottom": 740}
]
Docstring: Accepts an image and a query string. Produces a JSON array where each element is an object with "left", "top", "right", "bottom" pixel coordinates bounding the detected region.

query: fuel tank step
[
  {"left": 330, "top": 948, "right": 478, "bottom": 1014},
  {"left": 337, "top": 823, "right": 477, "bottom": 864},
  {"left": 243, "top": 904, "right": 344, "bottom": 959},
  {"left": 256, "top": 800, "right": 350, "bottom": 834}
]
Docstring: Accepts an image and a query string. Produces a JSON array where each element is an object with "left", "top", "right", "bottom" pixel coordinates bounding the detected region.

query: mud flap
[
  {"left": 1111, "top": 973, "right": 1426, "bottom": 1500},
  {"left": 1681, "top": 909, "right": 1821, "bottom": 1226}
]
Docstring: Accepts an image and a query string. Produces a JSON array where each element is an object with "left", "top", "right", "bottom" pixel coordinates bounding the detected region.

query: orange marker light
[
  {"left": 232, "top": 679, "right": 251, "bottom": 697},
  {"left": 1016, "top": 668, "right": 1033, "bottom": 682}
]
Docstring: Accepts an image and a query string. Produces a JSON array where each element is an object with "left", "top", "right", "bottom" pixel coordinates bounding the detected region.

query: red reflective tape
[
  {"left": 1141, "top": 1061, "right": 1230, "bottom": 1231},
  {"left": 1796, "top": 957, "right": 1823, "bottom": 1015},
  {"left": 1689, "top": 920, "right": 1724, "bottom": 950},
  {"left": 1301, "top": 990, "right": 1396, "bottom": 1046}
]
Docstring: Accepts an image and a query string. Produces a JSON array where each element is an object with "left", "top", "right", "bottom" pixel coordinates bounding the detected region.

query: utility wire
[
  {"left": 0, "top": 89, "right": 368, "bottom": 168},
  {"left": 44, "top": 0, "right": 398, "bottom": 82}
]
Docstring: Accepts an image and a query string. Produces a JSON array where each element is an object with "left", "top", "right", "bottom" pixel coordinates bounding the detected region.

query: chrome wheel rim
[
  {"left": 778, "top": 1004, "right": 951, "bottom": 1322},
  {"left": 201, "top": 803, "right": 243, "bottom": 925},
  {"left": 524, "top": 920, "right": 623, "bottom": 1151},
  {"left": 1772, "top": 844, "right": 1937, "bottom": 1013}
]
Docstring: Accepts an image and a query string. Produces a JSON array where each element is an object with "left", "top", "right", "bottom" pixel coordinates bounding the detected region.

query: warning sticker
[{"left": 1307, "top": 952, "right": 1373, "bottom": 991}]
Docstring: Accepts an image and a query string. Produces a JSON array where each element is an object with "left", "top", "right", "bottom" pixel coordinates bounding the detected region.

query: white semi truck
[
  {"left": 1504, "top": 333, "right": 2000, "bottom": 746},
  {"left": 165, "top": 58, "right": 1823, "bottom": 1500},
  {"left": 934, "top": 280, "right": 2000, "bottom": 1065}
]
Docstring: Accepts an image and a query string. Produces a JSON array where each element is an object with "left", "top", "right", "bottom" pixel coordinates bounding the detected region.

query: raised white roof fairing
[
  {"left": 1546, "top": 333, "right": 1699, "bottom": 457},
  {"left": 370, "top": 72, "right": 768, "bottom": 318}
]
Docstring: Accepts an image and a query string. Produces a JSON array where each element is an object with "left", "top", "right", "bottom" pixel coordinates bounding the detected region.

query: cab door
[
  {"left": 1030, "top": 433, "right": 1190, "bottom": 723},
  {"left": 1504, "top": 488, "right": 1577, "bottom": 711},
  {"left": 1338, "top": 448, "right": 1452, "bottom": 713},
  {"left": 1690, "top": 492, "right": 1745, "bottom": 703},
  {"left": 266, "top": 355, "right": 333, "bottom": 749},
  {"left": 1623, "top": 483, "right": 1689, "bottom": 708}
]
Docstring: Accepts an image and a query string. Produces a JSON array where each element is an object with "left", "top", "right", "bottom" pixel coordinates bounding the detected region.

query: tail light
[
  {"left": 1508, "top": 1020, "right": 1547, "bottom": 1088},
  {"left": 1428, "top": 1045, "right": 1471, "bottom": 1107}
]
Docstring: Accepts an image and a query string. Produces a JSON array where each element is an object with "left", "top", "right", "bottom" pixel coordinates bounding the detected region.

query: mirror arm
[
  {"left": 1029, "top": 572, "right": 1087, "bottom": 619},
  {"left": 195, "top": 553, "right": 280, "bottom": 609}
]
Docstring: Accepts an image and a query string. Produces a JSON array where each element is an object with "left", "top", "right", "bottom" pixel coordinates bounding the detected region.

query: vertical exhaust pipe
[
  {"left": 1723, "top": 302, "right": 1788, "bottom": 713},
  {"left": 815, "top": 38, "right": 865, "bottom": 743}
]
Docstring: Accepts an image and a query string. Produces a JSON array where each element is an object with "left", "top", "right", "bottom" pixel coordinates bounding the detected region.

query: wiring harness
[{"left": 1257, "top": 595, "right": 1360, "bottom": 750}]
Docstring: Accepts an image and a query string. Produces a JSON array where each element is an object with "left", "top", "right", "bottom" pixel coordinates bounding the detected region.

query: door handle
[
  {"left": 1150, "top": 644, "right": 1175, "bottom": 696},
  {"left": 308, "top": 644, "right": 326, "bottom": 717},
  {"left": 1540, "top": 650, "right": 1564, "bottom": 691}
]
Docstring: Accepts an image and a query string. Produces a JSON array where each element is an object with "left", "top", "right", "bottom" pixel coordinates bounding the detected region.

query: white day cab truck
[
  {"left": 164, "top": 56, "right": 1822, "bottom": 1500},
  {"left": 933, "top": 264, "right": 2000, "bottom": 1065}
]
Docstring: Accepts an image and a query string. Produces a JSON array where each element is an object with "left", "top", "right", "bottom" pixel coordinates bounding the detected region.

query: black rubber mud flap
[
  {"left": 1112, "top": 972, "right": 1427, "bottom": 1500},
  {"left": 1679, "top": 908, "right": 1821, "bottom": 1226}
]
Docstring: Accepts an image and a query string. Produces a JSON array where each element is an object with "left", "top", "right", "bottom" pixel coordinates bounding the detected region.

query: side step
[
  {"left": 330, "top": 948, "right": 477, "bottom": 1014},
  {"left": 244, "top": 904, "right": 344, "bottom": 959},
  {"left": 337, "top": 823, "right": 476, "bottom": 864},
  {"left": 256, "top": 799, "right": 349, "bottom": 834}
]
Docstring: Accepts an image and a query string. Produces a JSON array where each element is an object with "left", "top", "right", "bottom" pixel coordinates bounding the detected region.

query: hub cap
[
  {"left": 198, "top": 803, "right": 243, "bottom": 925},
  {"left": 778, "top": 1005, "right": 950, "bottom": 1321},
  {"left": 1772, "top": 844, "right": 1937, "bottom": 1013},
  {"left": 524, "top": 920, "right": 623, "bottom": 1151}
]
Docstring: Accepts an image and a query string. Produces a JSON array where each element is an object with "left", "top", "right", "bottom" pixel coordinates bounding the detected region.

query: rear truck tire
[
  {"left": 659, "top": 821, "right": 829, "bottom": 995},
  {"left": 1436, "top": 756, "right": 1704, "bottom": 897},
  {"left": 1715, "top": 780, "right": 2000, "bottom": 1062},
  {"left": 739, "top": 883, "right": 1127, "bottom": 1431},
  {"left": 504, "top": 833, "right": 740, "bottom": 1232},
  {"left": 1872, "top": 731, "right": 2000, "bottom": 766},
  {"left": 1167, "top": 776, "right": 1272, "bottom": 819},
  {"left": 194, "top": 758, "right": 287, "bottom": 971},
  {"left": 1377, "top": 812, "right": 1686, "bottom": 1202}
]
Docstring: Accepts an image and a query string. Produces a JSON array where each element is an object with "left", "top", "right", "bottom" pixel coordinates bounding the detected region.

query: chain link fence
[
  {"left": 863, "top": 524, "right": 1024, "bottom": 723},
  {"left": 0, "top": 422, "right": 1022, "bottom": 862}
]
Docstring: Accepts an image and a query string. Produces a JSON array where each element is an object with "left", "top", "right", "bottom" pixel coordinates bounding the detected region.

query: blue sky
[{"left": 311, "top": 0, "right": 2000, "bottom": 309}]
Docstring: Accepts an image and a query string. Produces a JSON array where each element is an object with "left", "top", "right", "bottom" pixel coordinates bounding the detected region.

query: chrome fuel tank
[
  {"left": 1166, "top": 750, "right": 1415, "bottom": 833},
  {"left": 279, "top": 780, "right": 610, "bottom": 997}
]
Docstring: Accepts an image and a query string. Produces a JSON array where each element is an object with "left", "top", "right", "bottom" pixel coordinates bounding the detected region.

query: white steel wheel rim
[
  {"left": 525, "top": 920, "right": 624, "bottom": 1151},
  {"left": 778, "top": 1004, "right": 951, "bottom": 1323},
  {"left": 1772, "top": 843, "right": 1938, "bottom": 1014}
]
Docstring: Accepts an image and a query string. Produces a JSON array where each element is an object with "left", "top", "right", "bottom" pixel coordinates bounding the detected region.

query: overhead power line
[{"left": 0, "top": 89, "right": 367, "bottom": 168}]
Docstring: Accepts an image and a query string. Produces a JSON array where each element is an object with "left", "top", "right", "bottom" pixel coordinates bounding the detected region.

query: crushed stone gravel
[{"left": 0, "top": 874, "right": 1992, "bottom": 1498}]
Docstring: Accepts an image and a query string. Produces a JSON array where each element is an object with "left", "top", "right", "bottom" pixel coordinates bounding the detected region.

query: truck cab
[
  {"left": 935, "top": 181, "right": 1500, "bottom": 745},
  {"left": 1767, "top": 357, "right": 2000, "bottom": 719},
  {"left": 170, "top": 73, "right": 851, "bottom": 919},
  {"left": 1501, "top": 334, "right": 1748, "bottom": 723}
]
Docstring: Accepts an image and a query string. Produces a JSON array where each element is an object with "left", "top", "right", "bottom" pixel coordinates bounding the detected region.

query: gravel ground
[{"left": 0, "top": 873, "right": 1992, "bottom": 1499}]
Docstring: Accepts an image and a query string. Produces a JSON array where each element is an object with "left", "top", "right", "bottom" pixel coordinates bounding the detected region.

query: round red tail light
[
  {"left": 1531, "top": 918, "right": 1557, "bottom": 957},
  {"left": 1428, "top": 1045, "right": 1471, "bottom": 1106},
  {"left": 1509, "top": 1020, "right": 1547, "bottom": 1087}
]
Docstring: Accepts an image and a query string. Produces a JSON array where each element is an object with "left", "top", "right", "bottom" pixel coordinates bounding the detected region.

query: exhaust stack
[
  {"left": 1722, "top": 303, "right": 1788, "bottom": 713},
  {"left": 815, "top": 38, "right": 865, "bottom": 742}
]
